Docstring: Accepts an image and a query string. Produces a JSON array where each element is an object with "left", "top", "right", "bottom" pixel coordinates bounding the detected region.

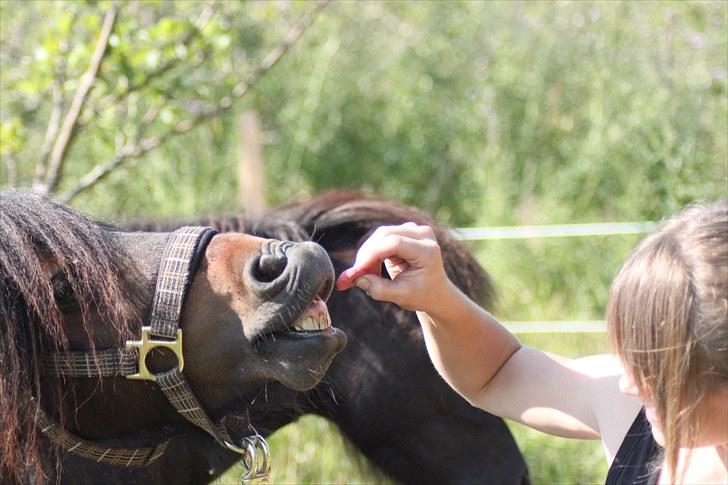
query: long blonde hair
[{"left": 607, "top": 200, "right": 728, "bottom": 483}]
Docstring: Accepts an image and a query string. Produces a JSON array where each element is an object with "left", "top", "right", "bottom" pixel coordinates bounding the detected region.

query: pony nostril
[{"left": 254, "top": 253, "right": 288, "bottom": 283}]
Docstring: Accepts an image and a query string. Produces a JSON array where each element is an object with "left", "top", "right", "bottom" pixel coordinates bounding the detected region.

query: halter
[{"left": 40, "top": 226, "right": 270, "bottom": 481}]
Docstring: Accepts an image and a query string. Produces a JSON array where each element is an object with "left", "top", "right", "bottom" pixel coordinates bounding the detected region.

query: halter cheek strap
[
  {"left": 128, "top": 226, "right": 229, "bottom": 446},
  {"left": 39, "top": 226, "right": 271, "bottom": 479}
]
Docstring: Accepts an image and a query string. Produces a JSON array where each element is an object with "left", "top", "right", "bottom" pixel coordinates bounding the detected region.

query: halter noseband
[{"left": 40, "top": 226, "right": 270, "bottom": 480}]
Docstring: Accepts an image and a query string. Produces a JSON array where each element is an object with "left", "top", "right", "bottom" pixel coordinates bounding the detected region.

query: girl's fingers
[
  {"left": 335, "top": 256, "right": 412, "bottom": 291},
  {"left": 384, "top": 257, "right": 410, "bottom": 279},
  {"left": 356, "top": 231, "right": 433, "bottom": 268},
  {"left": 336, "top": 223, "right": 438, "bottom": 291}
]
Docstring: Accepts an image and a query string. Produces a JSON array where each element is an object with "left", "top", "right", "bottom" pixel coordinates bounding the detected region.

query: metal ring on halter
[
  {"left": 223, "top": 439, "right": 248, "bottom": 455},
  {"left": 244, "top": 436, "right": 271, "bottom": 478},
  {"left": 223, "top": 435, "right": 271, "bottom": 482},
  {"left": 240, "top": 439, "right": 260, "bottom": 482}
]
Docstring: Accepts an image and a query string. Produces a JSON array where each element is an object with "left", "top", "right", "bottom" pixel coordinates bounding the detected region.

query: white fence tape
[
  {"left": 453, "top": 222, "right": 656, "bottom": 241},
  {"left": 452, "top": 221, "right": 655, "bottom": 333},
  {"left": 504, "top": 321, "right": 607, "bottom": 334}
]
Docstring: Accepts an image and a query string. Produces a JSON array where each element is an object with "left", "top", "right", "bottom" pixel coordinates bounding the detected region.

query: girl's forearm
[{"left": 416, "top": 281, "right": 521, "bottom": 403}]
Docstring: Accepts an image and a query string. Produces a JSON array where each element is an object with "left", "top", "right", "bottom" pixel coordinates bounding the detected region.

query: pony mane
[
  {"left": 0, "top": 190, "right": 141, "bottom": 483},
  {"left": 267, "top": 191, "right": 495, "bottom": 306},
  {"left": 127, "top": 191, "right": 495, "bottom": 307}
]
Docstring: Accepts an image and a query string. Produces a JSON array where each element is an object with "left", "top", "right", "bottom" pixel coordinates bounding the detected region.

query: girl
[{"left": 337, "top": 201, "right": 727, "bottom": 484}]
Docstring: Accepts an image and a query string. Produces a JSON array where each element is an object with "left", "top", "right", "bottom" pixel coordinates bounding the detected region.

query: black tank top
[{"left": 605, "top": 408, "right": 662, "bottom": 485}]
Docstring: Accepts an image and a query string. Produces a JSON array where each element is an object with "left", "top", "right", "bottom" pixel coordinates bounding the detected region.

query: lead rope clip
[{"left": 225, "top": 435, "right": 271, "bottom": 484}]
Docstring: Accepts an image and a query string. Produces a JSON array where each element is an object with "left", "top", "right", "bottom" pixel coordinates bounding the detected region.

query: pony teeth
[{"left": 293, "top": 313, "right": 331, "bottom": 332}]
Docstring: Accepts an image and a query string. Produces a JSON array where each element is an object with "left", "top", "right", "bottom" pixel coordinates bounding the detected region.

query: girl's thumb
[{"left": 355, "top": 275, "right": 390, "bottom": 302}]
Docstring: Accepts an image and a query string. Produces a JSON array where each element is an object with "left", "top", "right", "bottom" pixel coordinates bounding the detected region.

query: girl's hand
[{"left": 335, "top": 223, "right": 450, "bottom": 312}]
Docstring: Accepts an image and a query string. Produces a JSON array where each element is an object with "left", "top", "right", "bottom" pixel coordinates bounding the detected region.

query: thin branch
[
  {"left": 59, "top": 0, "right": 330, "bottom": 203},
  {"left": 33, "top": 36, "right": 71, "bottom": 190},
  {"left": 38, "top": 5, "right": 118, "bottom": 195},
  {"left": 242, "top": 0, "right": 332, "bottom": 90}
]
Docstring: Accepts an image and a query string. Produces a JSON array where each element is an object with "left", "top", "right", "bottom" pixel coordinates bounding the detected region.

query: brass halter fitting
[{"left": 125, "top": 327, "right": 184, "bottom": 381}]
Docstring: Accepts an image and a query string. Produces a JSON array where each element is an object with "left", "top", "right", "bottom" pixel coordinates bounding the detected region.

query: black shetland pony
[
  {"left": 122, "top": 191, "right": 530, "bottom": 485},
  {"left": 0, "top": 190, "right": 346, "bottom": 484}
]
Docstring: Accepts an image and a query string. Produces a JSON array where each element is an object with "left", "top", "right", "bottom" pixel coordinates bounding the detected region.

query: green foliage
[
  {"left": 1, "top": 1, "right": 726, "bottom": 483},
  {"left": 0, "top": 118, "right": 24, "bottom": 155},
  {"left": 2, "top": 2, "right": 724, "bottom": 221},
  {"left": 470, "top": 235, "right": 644, "bottom": 322}
]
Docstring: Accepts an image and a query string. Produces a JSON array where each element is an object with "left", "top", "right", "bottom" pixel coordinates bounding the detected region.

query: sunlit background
[{"left": 2, "top": 1, "right": 726, "bottom": 483}]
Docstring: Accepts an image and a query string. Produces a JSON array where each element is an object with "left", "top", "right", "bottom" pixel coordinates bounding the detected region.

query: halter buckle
[{"left": 125, "top": 327, "right": 184, "bottom": 381}]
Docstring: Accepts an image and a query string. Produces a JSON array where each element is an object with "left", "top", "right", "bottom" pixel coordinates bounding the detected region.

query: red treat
[{"left": 336, "top": 265, "right": 379, "bottom": 291}]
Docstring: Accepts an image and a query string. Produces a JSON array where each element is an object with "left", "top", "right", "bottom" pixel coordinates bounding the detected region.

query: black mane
[
  {"left": 128, "top": 190, "right": 495, "bottom": 307},
  {"left": 0, "top": 190, "right": 142, "bottom": 483}
]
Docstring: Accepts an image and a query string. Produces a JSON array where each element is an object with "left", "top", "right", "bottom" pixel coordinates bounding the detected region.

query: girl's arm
[{"left": 337, "top": 223, "right": 640, "bottom": 450}]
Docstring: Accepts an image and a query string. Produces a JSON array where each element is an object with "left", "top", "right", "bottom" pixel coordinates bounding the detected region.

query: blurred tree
[{"left": 1, "top": 1, "right": 725, "bottom": 224}]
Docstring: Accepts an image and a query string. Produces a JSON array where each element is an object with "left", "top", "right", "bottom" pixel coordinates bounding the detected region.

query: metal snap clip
[{"left": 224, "top": 435, "right": 271, "bottom": 484}]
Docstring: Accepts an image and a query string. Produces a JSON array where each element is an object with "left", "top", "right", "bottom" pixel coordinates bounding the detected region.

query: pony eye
[{"left": 51, "top": 273, "right": 76, "bottom": 307}]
